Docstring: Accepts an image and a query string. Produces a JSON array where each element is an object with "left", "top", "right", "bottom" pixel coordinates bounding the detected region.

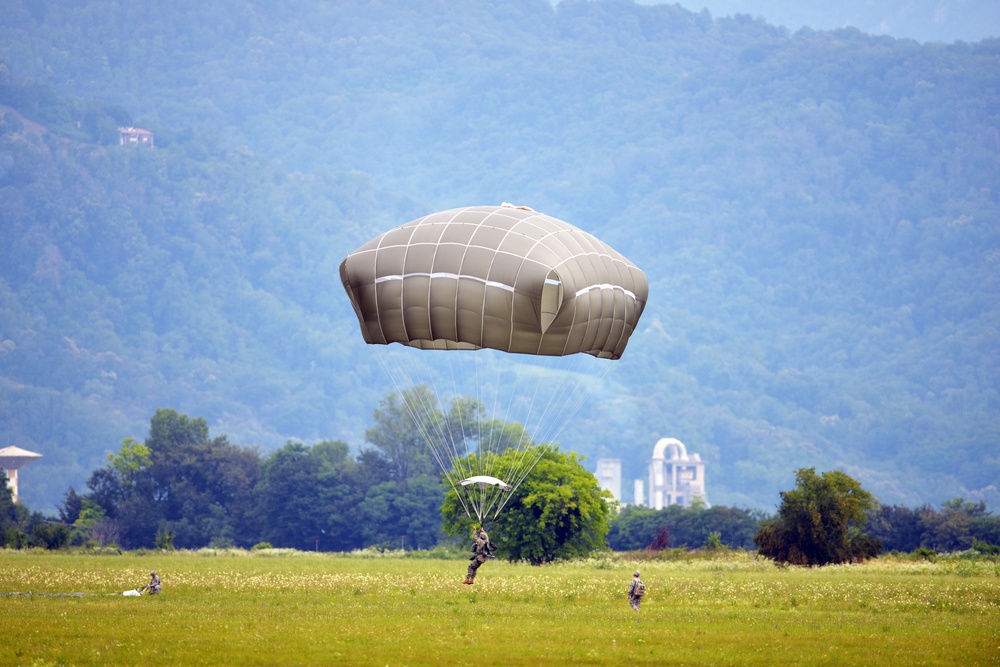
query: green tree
[
  {"left": 83, "top": 409, "right": 261, "bottom": 548},
  {"left": 29, "top": 520, "right": 71, "bottom": 549},
  {"left": 443, "top": 446, "right": 613, "bottom": 564},
  {"left": 70, "top": 499, "right": 109, "bottom": 546},
  {"left": 58, "top": 487, "right": 84, "bottom": 525},
  {"left": 867, "top": 503, "right": 923, "bottom": 552},
  {"left": 364, "top": 386, "right": 438, "bottom": 485},
  {"left": 106, "top": 437, "right": 152, "bottom": 490},
  {"left": 755, "top": 468, "right": 881, "bottom": 565},
  {"left": 918, "top": 498, "right": 986, "bottom": 552},
  {"left": 254, "top": 440, "right": 365, "bottom": 551},
  {"left": 356, "top": 387, "right": 484, "bottom": 549},
  {"left": 142, "top": 409, "right": 260, "bottom": 548},
  {"left": 359, "top": 473, "right": 445, "bottom": 549}
]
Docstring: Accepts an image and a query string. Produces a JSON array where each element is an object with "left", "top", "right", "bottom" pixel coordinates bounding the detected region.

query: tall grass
[{"left": 1, "top": 550, "right": 996, "bottom": 665}]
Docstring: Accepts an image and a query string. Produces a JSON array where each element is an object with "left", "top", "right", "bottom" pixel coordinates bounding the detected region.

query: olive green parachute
[
  {"left": 340, "top": 204, "right": 648, "bottom": 524},
  {"left": 339, "top": 205, "right": 648, "bottom": 360}
]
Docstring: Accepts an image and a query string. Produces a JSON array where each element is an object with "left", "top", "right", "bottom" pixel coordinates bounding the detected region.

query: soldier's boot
[{"left": 462, "top": 576, "right": 473, "bottom": 585}]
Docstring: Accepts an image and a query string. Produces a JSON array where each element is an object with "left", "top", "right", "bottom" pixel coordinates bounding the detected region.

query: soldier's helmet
[{"left": 634, "top": 570, "right": 640, "bottom": 577}]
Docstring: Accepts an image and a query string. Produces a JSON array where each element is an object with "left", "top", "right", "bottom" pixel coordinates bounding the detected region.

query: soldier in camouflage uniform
[
  {"left": 144, "top": 571, "right": 162, "bottom": 595},
  {"left": 462, "top": 526, "right": 495, "bottom": 585},
  {"left": 628, "top": 570, "right": 645, "bottom": 610}
]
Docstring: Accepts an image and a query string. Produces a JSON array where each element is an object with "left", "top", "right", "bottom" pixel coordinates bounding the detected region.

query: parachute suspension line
[
  {"left": 484, "top": 355, "right": 548, "bottom": 523},
  {"left": 437, "top": 350, "right": 505, "bottom": 525},
  {"left": 488, "top": 356, "right": 617, "bottom": 521},
  {"left": 375, "top": 351, "right": 456, "bottom": 485},
  {"left": 418, "top": 352, "right": 485, "bottom": 517},
  {"left": 375, "top": 345, "right": 619, "bottom": 526},
  {"left": 450, "top": 350, "right": 490, "bottom": 523},
  {"left": 542, "top": 356, "right": 616, "bottom": 444},
  {"left": 375, "top": 350, "right": 478, "bottom": 522},
  {"left": 437, "top": 350, "right": 474, "bottom": 485},
  {"left": 375, "top": 347, "right": 512, "bottom": 526},
  {"left": 452, "top": 351, "right": 506, "bottom": 526},
  {"left": 494, "top": 355, "right": 572, "bottom": 494},
  {"left": 455, "top": 351, "right": 514, "bottom": 525},
  {"left": 489, "top": 360, "right": 543, "bottom": 511}
]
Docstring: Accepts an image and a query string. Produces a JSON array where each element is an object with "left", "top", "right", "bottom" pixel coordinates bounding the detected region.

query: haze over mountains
[
  {"left": 1, "top": 0, "right": 997, "bottom": 514},
  {"left": 646, "top": 0, "right": 999, "bottom": 43}
]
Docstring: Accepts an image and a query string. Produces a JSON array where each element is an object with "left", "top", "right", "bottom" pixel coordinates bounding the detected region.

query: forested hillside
[
  {"left": 1, "top": 0, "right": 998, "bottom": 513},
  {"left": 653, "top": 0, "right": 1000, "bottom": 43}
]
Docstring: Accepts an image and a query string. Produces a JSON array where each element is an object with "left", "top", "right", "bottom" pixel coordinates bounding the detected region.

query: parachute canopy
[
  {"left": 460, "top": 475, "right": 511, "bottom": 490},
  {"left": 341, "top": 205, "right": 648, "bottom": 524},
  {"left": 340, "top": 205, "right": 648, "bottom": 360}
]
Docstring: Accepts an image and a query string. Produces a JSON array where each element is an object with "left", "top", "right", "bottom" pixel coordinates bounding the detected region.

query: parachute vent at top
[{"left": 340, "top": 205, "right": 648, "bottom": 360}]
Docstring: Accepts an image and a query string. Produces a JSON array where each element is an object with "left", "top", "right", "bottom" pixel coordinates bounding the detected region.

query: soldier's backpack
[{"left": 635, "top": 580, "right": 646, "bottom": 597}]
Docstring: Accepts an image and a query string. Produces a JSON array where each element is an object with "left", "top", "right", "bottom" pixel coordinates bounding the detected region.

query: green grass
[{"left": 1, "top": 549, "right": 997, "bottom": 666}]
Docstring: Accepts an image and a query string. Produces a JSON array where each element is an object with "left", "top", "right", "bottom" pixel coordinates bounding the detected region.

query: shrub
[
  {"left": 31, "top": 522, "right": 72, "bottom": 549},
  {"left": 971, "top": 539, "right": 1000, "bottom": 555},
  {"left": 155, "top": 529, "right": 176, "bottom": 551},
  {"left": 706, "top": 531, "right": 723, "bottom": 550}
]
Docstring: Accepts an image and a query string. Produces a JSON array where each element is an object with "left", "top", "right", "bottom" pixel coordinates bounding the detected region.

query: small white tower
[
  {"left": 595, "top": 458, "right": 622, "bottom": 503},
  {"left": 633, "top": 479, "right": 645, "bottom": 506},
  {"left": 0, "top": 446, "right": 43, "bottom": 504}
]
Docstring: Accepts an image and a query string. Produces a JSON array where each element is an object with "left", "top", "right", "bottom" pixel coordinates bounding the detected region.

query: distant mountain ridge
[
  {"left": 0, "top": 0, "right": 997, "bottom": 513},
  {"left": 636, "top": 0, "right": 1000, "bottom": 43}
]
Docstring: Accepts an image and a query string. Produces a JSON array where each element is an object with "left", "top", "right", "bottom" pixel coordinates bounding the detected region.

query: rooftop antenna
[{"left": 0, "top": 446, "right": 43, "bottom": 504}]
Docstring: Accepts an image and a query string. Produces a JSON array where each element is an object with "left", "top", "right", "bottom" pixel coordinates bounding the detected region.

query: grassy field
[{"left": 1, "top": 549, "right": 997, "bottom": 666}]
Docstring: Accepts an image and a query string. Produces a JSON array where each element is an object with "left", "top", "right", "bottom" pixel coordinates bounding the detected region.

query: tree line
[
  {"left": 603, "top": 468, "right": 1000, "bottom": 560},
  {"left": 1, "top": 390, "right": 615, "bottom": 560},
  {"left": 58, "top": 401, "right": 454, "bottom": 552},
  {"left": 4, "top": 401, "right": 998, "bottom": 562}
]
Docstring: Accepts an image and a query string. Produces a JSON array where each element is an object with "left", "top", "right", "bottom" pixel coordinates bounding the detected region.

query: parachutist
[{"left": 463, "top": 526, "right": 496, "bottom": 584}]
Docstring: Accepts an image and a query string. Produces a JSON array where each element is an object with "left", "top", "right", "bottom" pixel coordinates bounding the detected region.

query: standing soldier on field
[
  {"left": 628, "top": 570, "right": 645, "bottom": 610},
  {"left": 462, "top": 525, "right": 495, "bottom": 585}
]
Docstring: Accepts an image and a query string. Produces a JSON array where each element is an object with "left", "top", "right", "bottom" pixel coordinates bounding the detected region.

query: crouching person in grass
[
  {"left": 144, "top": 571, "right": 162, "bottom": 595},
  {"left": 628, "top": 570, "right": 645, "bottom": 610}
]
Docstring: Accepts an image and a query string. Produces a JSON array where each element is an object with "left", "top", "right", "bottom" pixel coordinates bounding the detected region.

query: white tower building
[
  {"left": 647, "top": 438, "right": 707, "bottom": 509},
  {"left": 0, "top": 446, "right": 43, "bottom": 504}
]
